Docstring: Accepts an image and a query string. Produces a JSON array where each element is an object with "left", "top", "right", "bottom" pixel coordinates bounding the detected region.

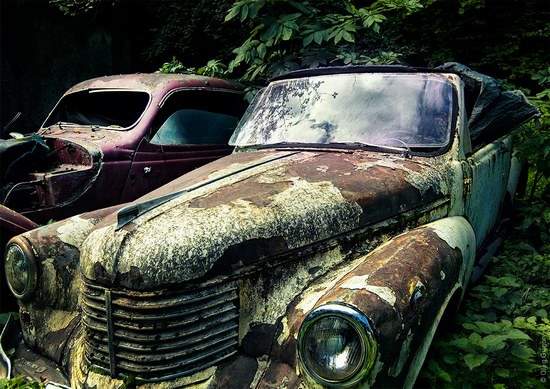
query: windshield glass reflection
[{"left": 230, "top": 73, "right": 455, "bottom": 149}]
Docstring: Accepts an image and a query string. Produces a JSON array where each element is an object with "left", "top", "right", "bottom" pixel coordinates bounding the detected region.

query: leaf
[
  {"left": 342, "top": 31, "right": 354, "bottom": 43},
  {"left": 313, "top": 31, "right": 324, "bottom": 45},
  {"left": 262, "top": 22, "right": 279, "bottom": 41},
  {"left": 334, "top": 30, "right": 344, "bottom": 44},
  {"left": 506, "top": 329, "right": 531, "bottom": 340},
  {"left": 303, "top": 34, "right": 314, "bottom": 47},
  {"left": 225, "top": 5, "right": 240, "bottom": 22},
  {"left": 462, "top": 322, "right": 478, "bottom": 331},
  {"left": 495, "top": 368, "right": 510, "bottom": 378},
  {"left": 248, "top": 3, "right": 259, "bottom": 19},
  {"left": 282, "top": 26, "right": 293, "bottom": 41},
  {"left": 364, "top": 15, "right": 374, "bottom": 28},
  {"left": 468, "top": 332, "right": 482, "bottom": 345},
  {"left": 437, "top": 370, "right": 452, "bottom": 383},
  {"left": 479, "top": 335, "right": 507, "bottom": 352},
  {"left": 257, "top": 43, "right": 267, "bottom": 59},
  {"left": 510, "top": 344, "right": 535, "bottom": 359},
  {"left": 240, "top": 4, "right": 249, "bottom": 22},
  {"left": 475, "top": 321, "right": 502, "bottom": 334},
  {"left": 442, "top": 353, "right": 458, "bottom": 364},
  {"left": 464, "top": 353, "right": 488, "bottom": 370},
  {"left": 449, "top": 337, "right": 470, "bottom": 349}
]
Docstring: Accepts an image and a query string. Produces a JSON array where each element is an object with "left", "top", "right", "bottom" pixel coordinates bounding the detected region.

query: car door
[
  {"left": 149, "top": 89, "right": 247, "bottom": 183},
  {"left": 463, "top": 135, "right": 514, "bottom": 248},
  {"left": 120, "top": 139, "right": 166, "bottom": 202}
]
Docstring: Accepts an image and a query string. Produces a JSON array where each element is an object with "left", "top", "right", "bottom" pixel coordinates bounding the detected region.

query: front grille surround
[{"left": 82, "top": 278, "right": 239, "bottom": 383}]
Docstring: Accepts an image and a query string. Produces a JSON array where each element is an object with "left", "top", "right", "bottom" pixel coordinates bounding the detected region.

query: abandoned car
[
  {"left": 1, "top": 63, "right": 538, "bottom": 388},
  {"left": 0, "top": 73, "right": 246, "bottom": 239},
  {"left": 0, "top": 73, "right": 247, "bottom": 310}
]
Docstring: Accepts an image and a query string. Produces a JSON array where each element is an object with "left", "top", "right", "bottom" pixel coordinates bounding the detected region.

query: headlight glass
[
  {"left": 4, "top": 238, "right": 37, "bottom": 299},
  {"left": 298, "top": 303, "right": 377, "bottom": 387}
]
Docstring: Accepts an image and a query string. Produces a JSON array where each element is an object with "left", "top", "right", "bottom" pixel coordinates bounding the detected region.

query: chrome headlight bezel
[
  {"left": 297, "top": 303, "right": 377, "bottom": 387},
  {"left": 4, "top": 236, "right": 37, "bottom": 300}
]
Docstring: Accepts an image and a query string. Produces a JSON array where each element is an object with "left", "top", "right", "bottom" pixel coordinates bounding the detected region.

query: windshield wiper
[
  {"left": 239, "top": 141, "right": 412, "bottom": 158},
  {"left": 331, "top": 142, "right": 411, "bottom": 159}
]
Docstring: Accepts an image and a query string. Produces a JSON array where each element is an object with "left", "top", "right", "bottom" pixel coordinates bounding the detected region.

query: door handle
[{"left": 143, "top": 167, "right": 152, "bottom": 175}]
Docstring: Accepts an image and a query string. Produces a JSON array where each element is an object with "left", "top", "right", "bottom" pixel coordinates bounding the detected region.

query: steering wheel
[
  {"left": 382, "top": 137, "right": 409, "bottom": 148},
  {"left": 383, "top": 130, "right": 416, "bottom": 144}
]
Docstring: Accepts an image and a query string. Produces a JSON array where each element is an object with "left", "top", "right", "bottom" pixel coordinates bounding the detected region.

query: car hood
[{"left": 80, "top": 149, "right": 450, "bottom": 289}]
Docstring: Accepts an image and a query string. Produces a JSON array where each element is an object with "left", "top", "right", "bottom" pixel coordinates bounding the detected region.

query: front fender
[
  {"left": 9, "top": 203, "right": 125, "bottom": 370},
  {"left": 260, "top": 216, "right": 476, "bottom": 388}
]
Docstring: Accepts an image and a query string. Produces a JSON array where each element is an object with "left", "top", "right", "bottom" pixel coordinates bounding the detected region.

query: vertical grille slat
[{"left": 82, "top": 279, "right": 239, "bottom": 383}]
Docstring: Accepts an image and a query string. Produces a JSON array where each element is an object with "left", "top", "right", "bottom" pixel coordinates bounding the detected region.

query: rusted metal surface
[
  {"left": 80, "top": 149, "right": 451, "bottom": 289},
  {"left": 0, "top": 205, "right": 38, "bottom": 236},
  {"left": 261, "top": 217, "right": 475, "bottom": 388},
  {"left": 13, "top": 204, "right": 125, "bottom": 374},
  {"left": 5, "top": 67, "right": 529, "bottom": 388},
  {"left": 0, "top": 73, "right": 246, "bottom": 246}
]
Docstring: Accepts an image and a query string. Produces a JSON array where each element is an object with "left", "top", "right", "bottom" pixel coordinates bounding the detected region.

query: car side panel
[{"left": 463, "top": 135, "right": 513, "bottom": 248}]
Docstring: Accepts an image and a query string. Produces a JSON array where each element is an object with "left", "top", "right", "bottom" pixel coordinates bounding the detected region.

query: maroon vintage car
[
  {"left": 0, "top": 74, "right": 246, "bottom": 227},
  {"left": 0, "top": 73, "right": 246, "bottom": 309}
]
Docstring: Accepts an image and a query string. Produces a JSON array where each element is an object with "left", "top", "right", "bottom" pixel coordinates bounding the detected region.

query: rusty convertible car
[{"left": 1, "top": 63, "right": 538, "bottom": 388}]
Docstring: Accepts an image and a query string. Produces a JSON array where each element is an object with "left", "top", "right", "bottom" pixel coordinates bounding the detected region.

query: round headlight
[
  {"left": 4, "top": 236, "right": 37, "bottom": 300},
  {"left": 298, "top": 303, "right": 377, "bottom": 387}
]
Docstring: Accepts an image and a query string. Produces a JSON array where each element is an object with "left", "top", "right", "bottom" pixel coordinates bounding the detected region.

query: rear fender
[{"left": 261, "top": 216, "right": 476, "bottom": 388}]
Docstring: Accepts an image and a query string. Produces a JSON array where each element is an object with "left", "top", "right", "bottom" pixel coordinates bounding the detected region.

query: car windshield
[
  {"left": 43, "top": 90, "right": 150, "bottom": 130},
  {"left": 229, "top": 73, "right": 455, "bottom": 149}
]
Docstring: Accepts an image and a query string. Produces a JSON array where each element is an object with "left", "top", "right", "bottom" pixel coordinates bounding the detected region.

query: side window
[
  {"left": 151, "top": 109, "right": 239, "bottom": 145},
  {"left": 150, "top": 90, "right": 247, "bottom": 146}
]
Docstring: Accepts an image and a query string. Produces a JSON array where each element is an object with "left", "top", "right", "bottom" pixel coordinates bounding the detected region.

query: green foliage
[
  {"left": 518, "top": 70, "right": 550, "bottom": 183},
  {"left": 156, "top": 57, "right": 227, "bottom": 79},
  {"left": 217, "top": 0, "right": 424, "bottom": 81},
  {"left": 0, "top": 376, "right": 42, "bottom": 389},
  {"left": 419, "top": 194, "right": 550, "bottom": 388},
  {"left": 514, "top": 70, "right": 550, "bottom": 245},
  {"left": 157, "top": 57, "right": 186, "bottom": 74}
]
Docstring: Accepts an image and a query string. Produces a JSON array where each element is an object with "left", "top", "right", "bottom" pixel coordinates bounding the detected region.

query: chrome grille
[{"left": 82, "top": 279, "right": 239, "bottom": 382}]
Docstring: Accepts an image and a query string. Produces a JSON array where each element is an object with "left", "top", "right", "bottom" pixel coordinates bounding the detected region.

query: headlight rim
[
  {"left": 298, "top": 302, "right": 377, "bottom": 387},
  {"left": 4, "top": 236, "right": 37, "bottom": 300}
]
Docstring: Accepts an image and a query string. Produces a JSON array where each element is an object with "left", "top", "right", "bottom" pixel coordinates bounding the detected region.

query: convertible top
[{"left": 437, "top": 62, "right": 539, "bottom": 144}]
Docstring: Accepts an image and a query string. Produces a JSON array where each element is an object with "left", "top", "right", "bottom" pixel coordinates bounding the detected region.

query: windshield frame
[
  {"left": 42, "top": 88, "right": 153, "bottom": 131},
  {"left": 230, "top": 72, "right": 459, "bottom": 157}
]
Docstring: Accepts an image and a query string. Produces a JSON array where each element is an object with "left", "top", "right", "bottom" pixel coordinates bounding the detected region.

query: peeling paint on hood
[{"left": 81, "top": 150, "right": 450, "bottom": 288}]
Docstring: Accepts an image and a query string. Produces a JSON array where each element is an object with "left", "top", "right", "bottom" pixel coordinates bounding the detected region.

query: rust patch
[
  {"left": 258, "top": 360, "right": 300, "bottom": 389},
  {"left": 117, "top": 265, "right": 144, "bottom": 289},
  {"left": 189, "top": 179, "right": 291, "bottom": 208},
  {"left": 285, "top": 153, "right": 443, "bottom": 224}
]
